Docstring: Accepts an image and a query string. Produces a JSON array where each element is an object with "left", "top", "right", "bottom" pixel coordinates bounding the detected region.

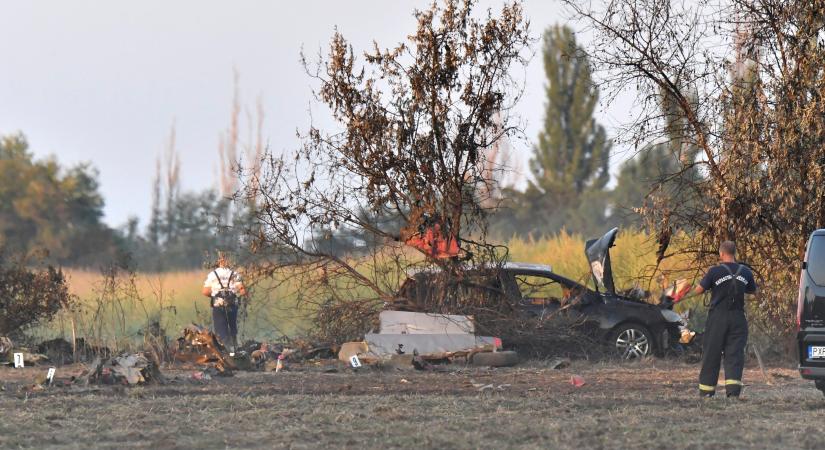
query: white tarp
[
  {"left": 378, "top": 311, "right": 475, "bottom": 335},
  {"left": 364, "top": 333, "right": 498, "bottom": 357},
  {"left": 360, "top": 311, "right": 497, "bottom": 357}
]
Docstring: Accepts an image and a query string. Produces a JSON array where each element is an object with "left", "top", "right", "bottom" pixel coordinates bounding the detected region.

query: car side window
[{"left": 515, "top": 275, "right": 562, "bottom": 301}]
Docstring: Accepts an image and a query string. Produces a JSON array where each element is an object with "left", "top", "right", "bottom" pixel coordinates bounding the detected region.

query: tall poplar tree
[{"left": 501, "top": 25, "right": 611, "bottom": 237}]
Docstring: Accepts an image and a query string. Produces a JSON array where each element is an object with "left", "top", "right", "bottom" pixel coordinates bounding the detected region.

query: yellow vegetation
[{"left": 33, "top": 230, "right": 700, "bottom": 347}]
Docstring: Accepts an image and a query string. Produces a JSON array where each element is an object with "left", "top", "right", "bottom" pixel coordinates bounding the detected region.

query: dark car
[
  {"left": 797, "top": 229, "right": 825, "bottom": 393},
  {"left": 397, "top": 228, "right": 677, "bottom": 359}
]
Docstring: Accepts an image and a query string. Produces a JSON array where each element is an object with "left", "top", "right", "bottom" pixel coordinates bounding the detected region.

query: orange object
[
  {"left": 405, "top": 222, "right": 460, "bottom": 258},
  {"left": 570, "top": 375, "right": 586, "bottom": 387}
]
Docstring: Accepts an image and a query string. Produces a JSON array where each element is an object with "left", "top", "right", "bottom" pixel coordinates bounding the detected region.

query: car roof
[
  {"left": 502, "top": 262, "right": 553, "bottom": 272},
  {"left": 407, "top": 261, "right": 552, "bottom": 276}
]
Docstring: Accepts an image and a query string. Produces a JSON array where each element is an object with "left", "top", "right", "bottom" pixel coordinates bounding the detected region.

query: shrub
[{"left": 0, "top": 262, "right": 72, "bottom": 336}]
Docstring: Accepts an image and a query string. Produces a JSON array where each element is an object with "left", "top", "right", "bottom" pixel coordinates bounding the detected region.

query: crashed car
[{"left": 397, "top": 228, "right": 683, "bottom": 359}]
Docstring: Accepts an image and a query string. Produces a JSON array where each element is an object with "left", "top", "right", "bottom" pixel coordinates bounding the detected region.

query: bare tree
[
  {"left": 565, "top": 0, "right": 825, "bottom": 335},
  {"left": 242, "top": 0, "right": 531, "bottom": 330}
]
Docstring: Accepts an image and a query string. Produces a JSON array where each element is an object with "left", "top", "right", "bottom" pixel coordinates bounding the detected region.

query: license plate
[{"left": 809, "top": 346, "right": 825, "bottom": 359}]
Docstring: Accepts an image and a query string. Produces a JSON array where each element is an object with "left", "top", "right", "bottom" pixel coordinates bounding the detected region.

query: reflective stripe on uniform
[
  {"left": 699, "top": 384, "right": 716, "bottom": 391},
  {"left": 725, "top": 379, "right": 743, "bottom": 386}
]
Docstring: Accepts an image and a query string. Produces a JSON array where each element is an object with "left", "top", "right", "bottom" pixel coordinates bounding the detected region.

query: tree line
[{"left": 0, "top": 132, "right": 251, "bottom": 271}]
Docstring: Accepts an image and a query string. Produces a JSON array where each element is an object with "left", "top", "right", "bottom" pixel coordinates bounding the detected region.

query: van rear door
[{"left": 800, "top": 233, "right": 825, "bottom": 329}]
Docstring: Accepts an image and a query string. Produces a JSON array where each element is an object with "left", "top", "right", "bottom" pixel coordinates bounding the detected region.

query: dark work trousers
[
  {"left": 212, "top": 305, "right": 238, "bottom": 350},
  {"left": 699, "top": 308, "right": 748, "bottom": 396}
]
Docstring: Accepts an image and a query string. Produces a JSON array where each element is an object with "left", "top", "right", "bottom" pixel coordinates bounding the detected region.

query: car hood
[{"left": 585, "top": 227, "right": 618, "bottom": 295}]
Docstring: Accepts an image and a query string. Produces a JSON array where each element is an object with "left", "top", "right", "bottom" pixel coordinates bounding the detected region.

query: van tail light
[
  {"left": 797, "top": 278, "right": 807, "bottom": 331},
  {"left": 493, "top": 337, "right": 503, "bottom": 349},
  {"left": 802, "top": 368, "right": 813, "bottom": 375}
]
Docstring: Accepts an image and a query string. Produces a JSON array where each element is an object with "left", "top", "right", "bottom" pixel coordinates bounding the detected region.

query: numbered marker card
[
  {"left": 349, "top": 355, "right": 362, "bottom": 368},
  {"left": 46, "top": 368, "right": 56, "bottom": 385},
  {"left": 13, "top": 353, "right": 24, "bottom": 368}
]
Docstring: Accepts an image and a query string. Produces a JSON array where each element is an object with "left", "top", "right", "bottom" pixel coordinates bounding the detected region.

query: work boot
[
  {"left": 725, "top": 381, "right": 743, "bottom": 398},
  {"left": 726, "top": 388, "right": 742, "bottom": 398},
  {"left": 680, "top": 330, "right": 696, "bottom": 344},
  {"left": 699, "top": 390, "right": 715, "bottom": 398}
]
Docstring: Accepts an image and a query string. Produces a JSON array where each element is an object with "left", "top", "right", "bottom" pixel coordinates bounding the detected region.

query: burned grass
[{"left": 0, "top": 361, "right": 823, "bottom": 449}]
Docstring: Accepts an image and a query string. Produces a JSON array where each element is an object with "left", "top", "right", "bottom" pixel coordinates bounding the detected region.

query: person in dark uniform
[{"left": 691, "top": 241, "right": 757, "bottom": 398}]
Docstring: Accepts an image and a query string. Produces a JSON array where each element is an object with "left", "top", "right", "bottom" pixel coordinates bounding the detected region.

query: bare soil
[{"left": 0, "top": 359, "right": 822, "bottom": 449}]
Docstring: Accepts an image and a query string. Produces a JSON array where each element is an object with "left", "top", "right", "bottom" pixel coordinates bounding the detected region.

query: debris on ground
[
  {"left": 570, "top": 375, "right": 586, "bottom": 388},
  {"left": 0, "top": 336, "right": 13, "bottom": 356},
  {"left": 469, "top": 350, "right": 518, "bottom": 368},
  {"left": 12, "top": 338, "right": 112, "bottom": 365},
  {"left": 283, "top": 338, "right": 337, "bottom": 361},
  {"left": 547, "top": 357, "right": 571, "bottom": 370},
  {"left": 191, "top": 367, "right": 218, "bottom": 382},
  {"left": 75, "top": 353, "right": 164, "bottom": 386},
  {"left": 469, "top": 381, "right": 511, "bottom": 392},
  {"left": 1, "top": 347, "right": 50, "bottom": 366},
  {"left": 174, "top": 324, "right": 236, "bottom": 374},
  {"left": 338, "top": 311, "right": 515, "bottom": 369}
]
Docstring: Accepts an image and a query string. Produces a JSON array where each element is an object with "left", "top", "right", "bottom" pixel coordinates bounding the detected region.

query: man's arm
[
  {"left": 674, "top": 270, "right": 714, "bottom": 302},
  {"left": 202, "top": 286, "right": 212, "bottom": 297},
  {"left": 672, "top": 284, "right": 704, "bottom": 303}
]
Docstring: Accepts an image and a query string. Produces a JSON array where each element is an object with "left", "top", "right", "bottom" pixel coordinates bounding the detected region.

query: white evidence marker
[
  {"left": 46, "top": 368, "right": 56, "bottom": 385},
  {"left": 349, "top": 355, "right": 362, "bottom": 368},
  {"left": 13, "top": 353, "right": 24, "bottom": 368}
]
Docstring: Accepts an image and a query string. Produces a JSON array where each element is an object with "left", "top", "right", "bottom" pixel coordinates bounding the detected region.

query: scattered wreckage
[
  {"left": 339, "top": 311, "right": 518, "bottom": 368},
  {"left": 75, "top": 353, "right": 165, "bottom": 386}
]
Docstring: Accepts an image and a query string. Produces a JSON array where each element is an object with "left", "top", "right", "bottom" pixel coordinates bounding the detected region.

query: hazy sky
[{"left": 0, "top": 0, "right": 637, "bottom": 227}]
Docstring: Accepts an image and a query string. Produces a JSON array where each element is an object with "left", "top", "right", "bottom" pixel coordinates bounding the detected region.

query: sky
[{"left": 0, "top": 0, "right": 638, "bottom": 228}]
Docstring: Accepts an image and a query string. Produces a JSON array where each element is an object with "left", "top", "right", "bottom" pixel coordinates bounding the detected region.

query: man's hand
[
  {"left": 202, "top": 286, "right": 212, "bottom": 297},
  {"left": 690, "top": 284, "right": 705, "bottom": 298}
]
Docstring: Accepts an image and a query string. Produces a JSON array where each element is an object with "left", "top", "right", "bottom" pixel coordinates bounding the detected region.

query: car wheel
[
  {"left": 611, "top": 323, "right": 653, "bottom": 360},
  {"left": 470, "top": 351, "right": 518, "bottom": 367}
]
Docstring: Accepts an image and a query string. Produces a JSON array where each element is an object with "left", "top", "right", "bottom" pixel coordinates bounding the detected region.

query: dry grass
[
  {"left": 31, "top": 230, "right": 700, "bottom": 349},
  {"left": 30, "top": 269, "right": 310, "bottom": 350},
  {"left": 0, "top": 361, "right": 819, "bottom": 449}
]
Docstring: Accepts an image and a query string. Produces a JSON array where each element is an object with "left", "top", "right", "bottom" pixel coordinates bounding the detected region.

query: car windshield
[{"left": 808, "top": 235, "right": 825, "bottom": 286}]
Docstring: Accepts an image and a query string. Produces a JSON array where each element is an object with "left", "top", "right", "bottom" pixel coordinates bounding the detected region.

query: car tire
[
  {"left": 610, "top": 323, "right": 654, "bottom": 360},
  {"left": 470, "top": 351, "right": 518, "bottom": 367}
]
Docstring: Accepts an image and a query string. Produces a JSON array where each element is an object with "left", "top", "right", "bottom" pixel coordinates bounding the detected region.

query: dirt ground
[{"left": 0, "top": 359, "right": 823, "bottom": 450}]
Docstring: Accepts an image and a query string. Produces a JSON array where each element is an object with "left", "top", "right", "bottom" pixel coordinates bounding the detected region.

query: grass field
[
  {"left": 0, "top": 360, "right": 819, "bottom": 449},
  {"left": 32, "top": 230, "right": 699, "bottom": 349}
]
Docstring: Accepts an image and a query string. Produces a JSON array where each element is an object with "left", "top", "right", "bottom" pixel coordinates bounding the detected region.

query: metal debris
[
  {"left": 174, "top": 324, "right": 236, "bottom": 374},
  {"left": 75, "top": 353, "right": 165, "bottom": 386}
]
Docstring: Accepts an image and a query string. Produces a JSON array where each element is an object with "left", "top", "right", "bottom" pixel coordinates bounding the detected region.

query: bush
[{"left": 0, "top": 262, "right": 72, "bottom": 336}]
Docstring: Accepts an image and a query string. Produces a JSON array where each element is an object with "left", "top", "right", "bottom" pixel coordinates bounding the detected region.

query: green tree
[
  {"left": 0, "top": 133, "right": 116, "bottom": 265},
  {"left": 498, "top": 25, "right": 612, "bottom": 238},
  {"left": 611, "top": 87, "right": 701, "bottom": 228}
]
